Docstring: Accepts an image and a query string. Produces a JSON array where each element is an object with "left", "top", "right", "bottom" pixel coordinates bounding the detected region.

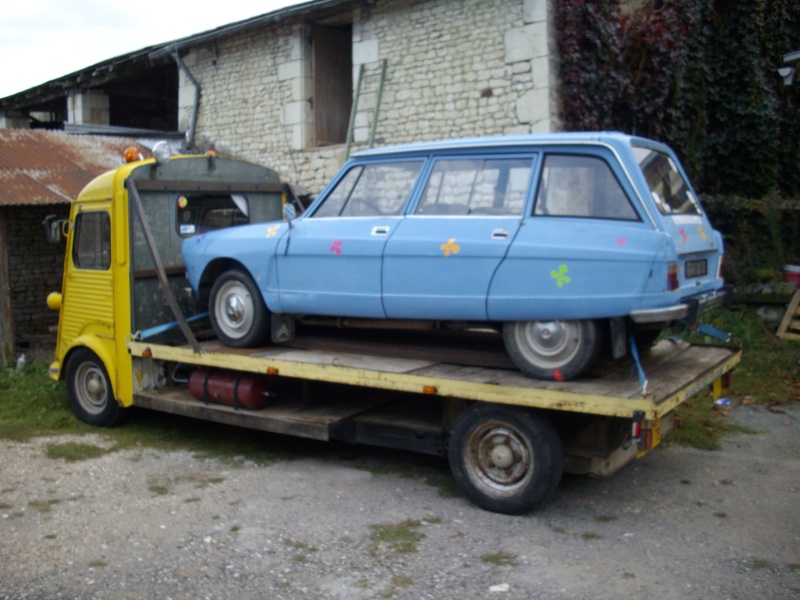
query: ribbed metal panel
[{"left": 59, "top": 270, "right": 115, "bottom": 347}]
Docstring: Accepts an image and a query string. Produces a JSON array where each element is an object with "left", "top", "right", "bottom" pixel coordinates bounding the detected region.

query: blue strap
[
  {"left": 694, "top": 322, "right": 731, "bottom": 342},
  {"left": 628, "top": 331, "right": 649, "bottom": 395},
  {"left": 139, "top": 312, "right": 208, "bottom": 340}
]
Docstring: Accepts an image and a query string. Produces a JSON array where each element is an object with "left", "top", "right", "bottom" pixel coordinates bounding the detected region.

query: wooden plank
[
  {"left": 777, "top": 289, "right": 800, "bottom": 340},
  {"left": 133, "top": 388, "right": 388, "bottom": 441}
]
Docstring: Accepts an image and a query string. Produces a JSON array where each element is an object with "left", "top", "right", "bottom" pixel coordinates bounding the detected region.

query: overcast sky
[{"left": 0, "top": 0, "right": 301, "bottom": 97}]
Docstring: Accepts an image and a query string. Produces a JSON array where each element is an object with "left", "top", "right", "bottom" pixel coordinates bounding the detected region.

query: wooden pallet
[{"left": 777, "top": 289, "right": 800, "bottom": 340}]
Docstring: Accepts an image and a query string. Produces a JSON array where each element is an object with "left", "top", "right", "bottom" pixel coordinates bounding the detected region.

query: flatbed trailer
[
  {"left": 127, "top": 330, "right": 739, "bottom": 512},
  {"left": 46, "top": 149, "right": 740, "bottom": 514}
]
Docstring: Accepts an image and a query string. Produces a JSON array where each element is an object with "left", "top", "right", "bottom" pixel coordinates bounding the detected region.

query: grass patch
[
  {"left": 45, "top": 442, "right": 115, "bottom": 462},
  {"left": 594, "top": 515, "right": 617, "bottom": 523},
  {"left": 88, "top": 560, "right": 107, "bottom": 568},
  {"left": 666, "top": 305, "right": 800, "bottom": 449},
  {"left": 750, "top": 558, "right": 777, "bottom": 571},
  {"left": 480, "top": 552, "right": 518, "bottom": 567},
  {"left": 369, "top": 519, "right": 425, "bottom": 555},
  {"left": 28, "top": 499, "right": 61, "bottom": 513},
  {"left": 581, "top": 531, "right": 602, "bottom": 541}
]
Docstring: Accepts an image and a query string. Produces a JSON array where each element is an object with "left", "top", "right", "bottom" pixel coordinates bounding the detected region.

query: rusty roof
[{"left": 0, "top": 130, "right": 147, "bottom": 206}]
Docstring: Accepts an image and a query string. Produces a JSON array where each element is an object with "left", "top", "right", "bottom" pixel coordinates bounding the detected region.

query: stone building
[{"left": 1, "top": 0, "right": 559, "bottom": 195}]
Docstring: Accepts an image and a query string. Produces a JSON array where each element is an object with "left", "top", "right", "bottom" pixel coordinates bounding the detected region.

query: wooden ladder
[{"left": 777, "top": 289, "right": 800, "bottom": 340}]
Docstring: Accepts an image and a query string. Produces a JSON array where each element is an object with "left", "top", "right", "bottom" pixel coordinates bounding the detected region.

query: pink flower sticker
[{"left": 330, "top": 240, "right": 342, "bottom": 255}]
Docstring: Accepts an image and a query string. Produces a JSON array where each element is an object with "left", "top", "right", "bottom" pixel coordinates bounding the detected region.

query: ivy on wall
[{"left": 556, "top": 0, "right": 800, "bottom": 199}]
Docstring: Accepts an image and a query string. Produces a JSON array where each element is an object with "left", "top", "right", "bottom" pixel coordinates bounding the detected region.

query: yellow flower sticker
[
  {"left": 266, "top": 224, "right": 281, "bottom": 238},
  {"left": 440, "top": 238, "right": 461, "bottom": 257},
  {"left": 697, "top": 225, "right": 707, "bottom": 240}
]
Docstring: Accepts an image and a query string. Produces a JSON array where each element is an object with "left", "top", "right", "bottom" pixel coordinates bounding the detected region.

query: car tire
[
  {"left": 209, "top": 269, "right": 270, "bottom": 348},
  {"left": 65, "top": 349, "right": 128, "bottom": 427},
  {"left": 448, "top": 403, "right": 563, "bottom": 514},
  {"left": 503, "top": 319, "right": 601, "bottom": 381}
]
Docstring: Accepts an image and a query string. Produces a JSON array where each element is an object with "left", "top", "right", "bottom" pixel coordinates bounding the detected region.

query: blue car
[{"left": 182, "top": 132, "right": 729, "bottom": 381}]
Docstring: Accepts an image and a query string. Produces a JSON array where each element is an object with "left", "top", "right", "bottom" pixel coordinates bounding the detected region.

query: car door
[
  {"left": 382, "top": 156, "right": 535, "bottom": 320},
  {"left": 276, "top": 160, "right": 423, "bottom": 318},
  {"left": 488, "top": 150, "right": 662, "bottom": 321}
]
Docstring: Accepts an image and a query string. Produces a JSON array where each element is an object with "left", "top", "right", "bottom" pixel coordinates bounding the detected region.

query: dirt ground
[{"left": 0, "top": 402, "right": 798, "bottom": 600}]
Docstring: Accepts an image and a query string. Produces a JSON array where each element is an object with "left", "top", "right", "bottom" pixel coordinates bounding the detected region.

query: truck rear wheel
[
  {"left": 448, "top": 404, "right": 563, "bottom": 514},
  {"left": 209, "top": 269, "right": 270, "bottom": 347},
  {"left": 65, "top": 349, "right": 128, "bottom": 427}
]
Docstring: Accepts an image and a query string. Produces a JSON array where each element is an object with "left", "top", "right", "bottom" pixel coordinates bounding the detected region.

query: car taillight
[
  {"left": 717, "top": 255, "right": 724, "bottom": 279},
  {"left": 667, "top": 262, "right": 679, "bottom": 291}
]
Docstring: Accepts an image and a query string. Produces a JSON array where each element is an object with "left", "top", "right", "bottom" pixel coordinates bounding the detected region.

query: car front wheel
[
  {"left": 209, "top": 269, "right": 270, "bottom": 348},
  {"left": 503, "top": 319, "right": 601, "bottom": 381}
]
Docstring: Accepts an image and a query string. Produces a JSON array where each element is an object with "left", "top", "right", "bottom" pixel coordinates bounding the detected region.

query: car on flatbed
[{"left": 182, "top": 132, "right": 730, "bottom": 381}]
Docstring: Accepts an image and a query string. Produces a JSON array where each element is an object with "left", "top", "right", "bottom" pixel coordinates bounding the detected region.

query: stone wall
[
  {"left": 183, "top": 0, "right": 559, "bottom": 196},
  {"left": 4, "top": 205, "right": 69, "bottom": 347}
]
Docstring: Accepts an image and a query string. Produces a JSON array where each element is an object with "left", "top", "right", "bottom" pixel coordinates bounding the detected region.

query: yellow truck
[{"left": 46, "top": 146, "right": 741, "bottom": 514}]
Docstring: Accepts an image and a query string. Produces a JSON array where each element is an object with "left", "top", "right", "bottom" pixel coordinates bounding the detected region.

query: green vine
[{"left": 556, "top": 0, "right": 800, "bottom": 199}]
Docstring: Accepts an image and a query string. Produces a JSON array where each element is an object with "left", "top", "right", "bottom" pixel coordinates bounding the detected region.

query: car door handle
[
  {"left": 491, "top": 229, "right": 509, "bottom": 239},
  {"left": 372, "top": 226, "right": 390, "bottom": 236}
]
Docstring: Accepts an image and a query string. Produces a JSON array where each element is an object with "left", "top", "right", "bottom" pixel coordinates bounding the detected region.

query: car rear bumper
[{"left": 629, "top": 285, "right": 732, "bottom": 325}]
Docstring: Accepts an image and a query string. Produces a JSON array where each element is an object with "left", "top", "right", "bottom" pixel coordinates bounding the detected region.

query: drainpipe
[{"left": 170, "top": 48, "right": 200, "bottom": 151}]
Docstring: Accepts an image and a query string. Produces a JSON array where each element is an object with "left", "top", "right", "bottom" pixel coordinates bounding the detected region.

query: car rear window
[
  {"left": 632, "top": 146, "right": 701, "bottom": 216},
  {"left": 534, "top": 154, "right": 639, "bottom": 220}
]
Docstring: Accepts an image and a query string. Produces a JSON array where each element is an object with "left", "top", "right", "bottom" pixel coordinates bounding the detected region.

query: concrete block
[
  {"left": 516, "top": 87, "right": 550, "bottom": 125},
  {"left": 353, "top": 39, "right": 379, "bottom": 65},
  {"left": 523, "top": 0, "right": 547, "bottom": 24}
]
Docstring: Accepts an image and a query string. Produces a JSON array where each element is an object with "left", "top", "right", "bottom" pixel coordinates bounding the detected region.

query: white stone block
[
  {"left": 531, "top": 55, "right": 550, "bottom": 88},
  {"left": 353, "top": 39, "right": 379, "bottom": 65},
  {"left": 523, "top": 0, "right": 547, "bottom": 24},
  {"left": 278, "top": 60, "right": 304, "bottom": 81},
  {"left": 283, "top": 100, "right": 309, "bottom": 126},
  {"left": 505, "top": 23, "right": 548, "bottom": 64},
  {"left": 516, "top": 88, "right": 550, "bottom": 125}
]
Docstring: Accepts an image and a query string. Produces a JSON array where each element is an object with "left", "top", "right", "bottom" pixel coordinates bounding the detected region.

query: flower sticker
[
  {"left": 440, "top": 238, "right": 460, "bottom": 257},
  {"left": 551, "top": 264, "right": 571, "bottom": 288},
  {"left": 679, "top": 228, "right": 688, "bottom": 244},
  {"left": 697, "top": 225, "right": 707, "bottom": 240},
  {"left": 330, "top": 239, "right": 343, "bottom": 255},
  {"left": 266, "top": 224, "right": 281, "bottom": 238}
]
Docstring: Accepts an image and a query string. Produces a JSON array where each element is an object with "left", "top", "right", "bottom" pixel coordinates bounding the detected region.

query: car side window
[
  {"left": 534, "top": 154, "right": 639, "bottom": 221},
  {"left": 416, "top": 158, "right": 532, "bottom": 216},
  {"left": 73, "top": 211, "right": 111, "bottom": 270},
  {"left": 312, "top": 161, "right": 423, "bottom": 218},
  {"left": 176, "top": 194, "right": 250, "bottom": 237}
]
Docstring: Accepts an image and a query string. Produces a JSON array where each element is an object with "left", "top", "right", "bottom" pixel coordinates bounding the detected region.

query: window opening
[
  {"left": 72, "top": 211, "right": 111, "bottom": 270},
  {"left": 632, "top": 147, "right": 700, "bottom": 216},
  {"left": 313, "top": 24, "right": 353, "bottom": 146},
  {"left": 534, "top": 154, "right": 639, "bottom": 220}
]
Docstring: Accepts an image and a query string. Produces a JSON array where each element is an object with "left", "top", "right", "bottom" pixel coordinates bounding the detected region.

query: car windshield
[{"left": 632, "top": 146, "right": 700, "bottom": 216}]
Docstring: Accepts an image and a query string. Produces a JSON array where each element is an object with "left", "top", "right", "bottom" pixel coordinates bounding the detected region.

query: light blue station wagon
[{"left": 182, "top": 132, "right": 730, "bottom": 381}]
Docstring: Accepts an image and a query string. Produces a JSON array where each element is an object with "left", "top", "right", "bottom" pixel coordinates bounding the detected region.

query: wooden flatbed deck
[{"left": 129, "top": 332, "right": 740, "bottom": 427}]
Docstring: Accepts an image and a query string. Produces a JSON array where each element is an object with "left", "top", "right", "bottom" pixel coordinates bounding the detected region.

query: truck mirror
[{"left": 42, "top": 214, "right": 66, "bottom": 244}]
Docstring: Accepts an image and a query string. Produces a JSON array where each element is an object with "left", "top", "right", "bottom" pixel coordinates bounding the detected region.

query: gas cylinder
[{"left": 188, "top": 370, "right": 271, "bottom": 410}]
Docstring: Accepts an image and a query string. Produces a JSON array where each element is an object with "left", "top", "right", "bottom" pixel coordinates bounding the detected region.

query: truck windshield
[{"left": 632, "top": 146, "right": 700, "bottom": 216}]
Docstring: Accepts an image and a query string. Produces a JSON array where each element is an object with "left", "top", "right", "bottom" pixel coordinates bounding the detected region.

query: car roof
[{"left": 351, "top": 131, "right": 663, "bottom": 159}]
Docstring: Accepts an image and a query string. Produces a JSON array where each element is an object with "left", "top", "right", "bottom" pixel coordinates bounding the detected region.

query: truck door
[{"left": 57, "top": 204, "right": 115, "bottom": 354}]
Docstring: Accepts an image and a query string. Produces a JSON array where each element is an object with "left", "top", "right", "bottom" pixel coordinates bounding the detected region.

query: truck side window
[
  {"left": 72, "top": 211, "right": 111, "bottom": 270},
  {"left": 176, "top": 194, "right": 249, "bottom": 237},
  {"left": 534, "top": 154, "right": 639, "bottom": 221}
]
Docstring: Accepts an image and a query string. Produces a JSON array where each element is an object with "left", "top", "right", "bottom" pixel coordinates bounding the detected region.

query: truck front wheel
[
  {"left": 65, "top": 349, "right": 128, "bottom": 427},
  {"left": 448, "top": 404, "right": 563, "bottom": 514}
]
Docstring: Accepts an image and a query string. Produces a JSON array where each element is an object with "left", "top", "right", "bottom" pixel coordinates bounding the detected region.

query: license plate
[{"left": 685, "top": 259, "right": 707, "bottom": 278}]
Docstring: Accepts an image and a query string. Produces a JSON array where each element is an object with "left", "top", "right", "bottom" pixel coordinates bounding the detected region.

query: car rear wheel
[
  {"left": 503, "top": 319, "right": 601, "bottom": 381},
  {"left": 209, "top": 269, "right": 270, "bottom": 348},
  {"left": 448, "top": 404, "right": 563, "bottom": 514}
]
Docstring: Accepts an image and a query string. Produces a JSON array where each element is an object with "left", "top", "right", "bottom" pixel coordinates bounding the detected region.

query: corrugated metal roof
[{"left": 0, "top": 130, "right": 145, "bottom": 206}]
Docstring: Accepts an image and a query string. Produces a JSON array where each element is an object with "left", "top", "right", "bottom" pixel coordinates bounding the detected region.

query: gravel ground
[{"left": 0, "top": 403, "right": 798, "bottom": 600}]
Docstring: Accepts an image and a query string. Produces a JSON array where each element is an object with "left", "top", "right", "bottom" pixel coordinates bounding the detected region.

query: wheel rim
[
  {"left": 74, "top": 362, "right": 109, "bottom": 415},
  {"left": 214, "top": 280, "right": 255, "bottom": 340},
  {"left": 463, "top": 420, "right": 534, "bottom": 498},
  {"left": 513, "top": 321, "right": 583, "bottom": 370}
]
